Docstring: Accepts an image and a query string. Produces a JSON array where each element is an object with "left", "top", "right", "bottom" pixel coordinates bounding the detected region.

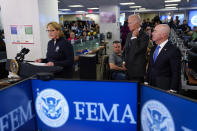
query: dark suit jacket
[
  {"left": 123, "top": 30, "right": 149, "bottom": 79},
  {"left": 46, "top": 37, "right": 74, "bottom": 78},
  {"left": 146, "top": 41, "right": 181, "bottom": 91}
]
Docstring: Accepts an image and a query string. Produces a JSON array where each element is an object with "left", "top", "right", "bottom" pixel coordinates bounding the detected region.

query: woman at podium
[{"left": 35, "top": 22, "right": 74, "bottom": 78}]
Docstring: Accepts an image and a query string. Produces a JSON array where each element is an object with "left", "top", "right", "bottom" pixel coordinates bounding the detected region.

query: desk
[
  {"left": 79, "top": 54, "right": 97, "bottom": 79},
  {"left": 0, "top": 78, "right": 21, "bottom": 89},
  {"left": 74, "top": 46, "right": 105, "bottom": 62}
]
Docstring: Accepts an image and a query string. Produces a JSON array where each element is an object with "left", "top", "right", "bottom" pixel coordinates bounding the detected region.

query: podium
[{"left": 6, "top": 59, "right": 63, "bottom": 78}]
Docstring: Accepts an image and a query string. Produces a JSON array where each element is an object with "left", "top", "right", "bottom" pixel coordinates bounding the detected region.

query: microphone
[{"left": 15, "top": 48, "right": 30, "bottom": 62}]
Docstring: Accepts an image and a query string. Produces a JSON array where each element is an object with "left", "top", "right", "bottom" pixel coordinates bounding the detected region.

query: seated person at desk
[
  {"left": 191, "top": 26, "right": 197, "bottom": 41},
  {"left": 35, "top": 22, "right": 74, "bottom": 78},
  {"left": 67, "top": 31, "right": 77, "bottom": 42},
  {"left": 109, "top": 41, "right": 127, "bottom": 80}
]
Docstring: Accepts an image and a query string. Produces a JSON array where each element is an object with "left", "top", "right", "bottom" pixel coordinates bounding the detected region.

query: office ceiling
[{"left": 58, "top": 0, "right": 197, "bottom": 13}]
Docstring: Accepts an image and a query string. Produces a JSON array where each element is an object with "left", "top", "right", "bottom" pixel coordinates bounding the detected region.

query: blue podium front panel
[
  {"left": 32, "top": 80, "right": 138, "bottom": 131},
  {"left": 0, "top": 80, "right": 36, "bottom": 131},
  {"left": 140, "top": 85, "right": 197, "bottom": 131}
]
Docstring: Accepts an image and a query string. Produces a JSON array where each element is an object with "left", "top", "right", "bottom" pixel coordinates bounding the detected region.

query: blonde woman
[{"left": 35, "top": 22, "right": 74, "bottom": 78}]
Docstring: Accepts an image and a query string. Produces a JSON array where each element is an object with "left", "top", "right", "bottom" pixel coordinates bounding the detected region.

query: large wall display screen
[{"left": 188, "top": 10, "right": 197, "bottom": 29}]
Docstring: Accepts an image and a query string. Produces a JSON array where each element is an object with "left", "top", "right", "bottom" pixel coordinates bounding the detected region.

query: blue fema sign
[
  {"left": 32, "top": 80, "right": 138, "bottom": 131},
  {"left": 0, "top": 80, "right": 36, "bottom": 131},
  {"left": 140, "top": 85, "right": 197, "bottom": 131},
  {"left": 36, "top": 88, "right": 69, "bottom": 128}
]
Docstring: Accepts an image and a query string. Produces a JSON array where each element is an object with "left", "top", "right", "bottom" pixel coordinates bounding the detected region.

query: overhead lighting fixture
[
  {"left": 87, "top": 8, "right": 99, "bottom": 10},
  {"left": 68, "top": 5, "right": 84, "bottom": 8},
  {"left": 76, "top": 11, "right": 86, "bottom": 13},
  {"left": 120, "top": 2, "right": 135, "bottom": 5},
  {"left": 165, "top": 0, "right": 181, "bottom": 3},
  {"left": 139, "top": 8, "right": 146, "bottom": 10},
  {"left": 165, "top": 7, "right": 177, "bottom": 8},
  {"left": 165, "top": 4, "right": 178, "bottom": 6},
  {"left": 129, "top": 6, "right": 142, "bottom": 8},
  {"left": 59, "top": 9, "right": 71, "bottom": 11}
]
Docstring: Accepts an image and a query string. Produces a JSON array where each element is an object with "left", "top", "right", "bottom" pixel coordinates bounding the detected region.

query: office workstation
[{"left": 0, "top": 0, "right": 197, "bottom": 130}]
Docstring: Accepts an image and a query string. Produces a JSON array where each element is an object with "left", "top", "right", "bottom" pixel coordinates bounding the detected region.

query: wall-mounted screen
[
  {"left": 173, "top": 14, "right": 184, "bottom": 24},
  {"left": 188, "top": 10, "right": 197, "bottom": 29},
  {"left": 160, "top": 15, "right": 168, "bottom": 23}
]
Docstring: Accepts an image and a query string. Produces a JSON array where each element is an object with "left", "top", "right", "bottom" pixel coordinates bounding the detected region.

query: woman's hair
[{"left": 47, "top": 22, "right": 64, "bottom": 37}]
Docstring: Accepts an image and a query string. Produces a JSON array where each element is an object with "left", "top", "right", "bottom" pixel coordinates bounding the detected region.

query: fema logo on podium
[
  {"left": 141, "top": 100, "right": 175, "bottom": 131},
  {"left": 35, "top": 88, "right": 69, "bottom": 128}
]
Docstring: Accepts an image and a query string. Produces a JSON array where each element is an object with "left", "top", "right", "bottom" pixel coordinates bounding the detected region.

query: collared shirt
[{"left": 158, "top": 39, "right": 168, "bottom": 54}]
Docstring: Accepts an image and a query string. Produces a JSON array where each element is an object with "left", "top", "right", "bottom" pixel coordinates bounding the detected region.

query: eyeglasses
[{"left": 46, "top": 30, "right": 55, "bottom": 32}]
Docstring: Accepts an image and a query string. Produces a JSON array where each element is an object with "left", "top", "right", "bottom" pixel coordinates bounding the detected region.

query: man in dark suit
[
  {"left": 123, "top": 15, "right": 149, "bottom": 82},
  {"left": 146, "top": 24, "right": 181, "bottom": 92}
]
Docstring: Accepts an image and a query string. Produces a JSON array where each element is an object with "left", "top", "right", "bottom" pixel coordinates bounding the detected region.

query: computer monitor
[
  {"left": 188, "top": 10, "right": 197, "bottom": 30},
  {"left": 173, "top": 14, "right": 184, "bottom": 24},
  {"left": 140, "top": 85, "right": 197, "bottom": 131}
]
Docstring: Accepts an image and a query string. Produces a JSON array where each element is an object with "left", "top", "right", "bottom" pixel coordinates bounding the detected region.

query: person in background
[
  {"left": 109, "top": 41, "right": 127, "bottom": 80},
  {"left": 120, "top": 20, "right": 130, "bottom": 49},
  {"left": 35, "top": 21, "right": 74, "bottom": 78},
  {"left": 67, "top": 31, "right": 77, "bottom": 41},
  {"left": 175, "top": 16, "right": 180, "bottom": 26},
  {"left": 123, "top": 14, "right": 149, "bottom": 82},
  {"left": 145, "top": 26, "right": 154, "bottom": 70},
  {"left": 180, "top": 20, "right": 191, "bottom": 33},
  {"left": 168, "top": 17, "right": 176, "bottom": 30},
  {"left": 93, "top": 24, "right": 100, "bottom": 34},
  {"left": 191, "top": 26, "right": 197, "bottom": 41},
  {"left": 146, "top": 24, "right": 181, "bottom": 93},
  {"left": 80, "top": 31, "right": 88, "bottom": 41},
  {"left": 71, "top": 22, "right": 78, "bottom": 34}
]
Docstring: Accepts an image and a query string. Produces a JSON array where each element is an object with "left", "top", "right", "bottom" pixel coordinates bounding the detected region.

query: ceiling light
[
  {"left": 129, "top": 6, "right": 142, "bottom": 8},
  {"left": 165, "top": 4, "right": 178, "bottom": 6},
  {"left": 120, "top": 2, "right": 135, "bottom": 5},
  {"left": 87, "top": 8, "right": 99, "bottom": 10},
  {"left": 68, "top": 5, "right": 84, "bottom": 8},
  {"left": 165, "top": 0, "right": 181, "bottom": 3},
  {"left": 165, "top": 7, "right": 177, "bottom": 8},
  {"left": 76, "top": 11, "right": 86, "bottom": 13},
  {"left": 59, "top": 9, "right": 71, "bottom": 11}
]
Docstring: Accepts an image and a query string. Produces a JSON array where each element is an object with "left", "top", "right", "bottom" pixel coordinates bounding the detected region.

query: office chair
[{"left": 100, "top": 55, "right": 111, "bottom": 80}]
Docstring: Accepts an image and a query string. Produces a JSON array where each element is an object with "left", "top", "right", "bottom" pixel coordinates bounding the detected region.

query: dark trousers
[{"left": 128, "top": 76, "right": 144, "bottom": 83}]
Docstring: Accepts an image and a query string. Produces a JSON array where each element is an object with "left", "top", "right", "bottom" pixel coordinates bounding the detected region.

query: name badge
[{"left": 56, "top": 46, "right": 59, "bottom": 52}]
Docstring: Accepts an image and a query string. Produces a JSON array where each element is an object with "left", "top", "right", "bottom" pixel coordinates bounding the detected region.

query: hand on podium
[
  {"left": 45, "top": 62, "right": 54, "bottom": 66},
  {"left": 35, "top": 59, "right": 42, "bottom": 63}
]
